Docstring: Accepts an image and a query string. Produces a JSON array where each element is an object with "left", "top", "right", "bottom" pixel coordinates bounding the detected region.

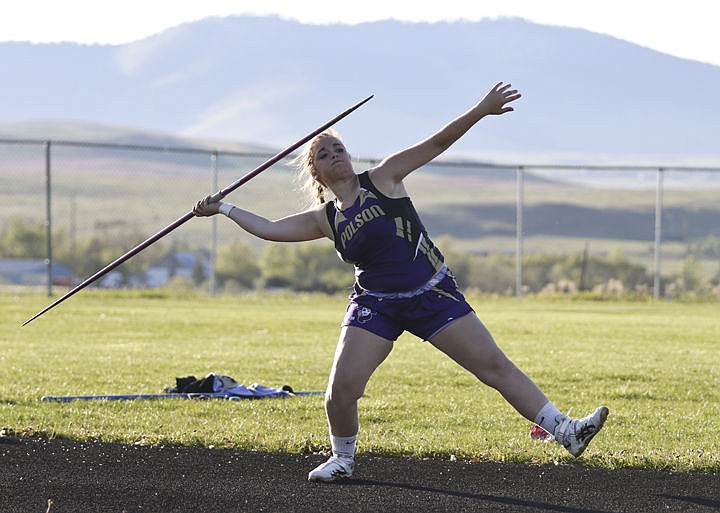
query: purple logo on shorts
[{"left": 357, "top": 306, "right": 374, "bottom": 324}]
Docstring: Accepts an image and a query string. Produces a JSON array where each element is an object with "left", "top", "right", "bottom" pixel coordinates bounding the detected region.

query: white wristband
[{"left": 218, "top": 203, "right": 235, "bottom": 217}]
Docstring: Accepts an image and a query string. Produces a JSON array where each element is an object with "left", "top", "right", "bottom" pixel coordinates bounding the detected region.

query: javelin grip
[
  {"left": 208, "top": 191, "right": 225, "bottom": 203},
  {"left": 21, "top": 94, "right": 373, "bottom": 326}
]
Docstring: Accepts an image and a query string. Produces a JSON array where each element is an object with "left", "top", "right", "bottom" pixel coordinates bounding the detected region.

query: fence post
[
  {"left": 209, "top": 151, "right": 218, "bottom": 295},
  {"left": 653, "top": 167, "right": 664, "bottom": 300},
  {"left": 44, "top": 140, "right": 53, "bottom": 297},
  {"left": 515, "top": 166, "right": 524, "bottom": 297}
]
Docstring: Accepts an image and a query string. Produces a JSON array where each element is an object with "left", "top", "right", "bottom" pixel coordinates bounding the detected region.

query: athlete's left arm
[{"left": 370, "top": 82, "right": 520, "bottom": 197}]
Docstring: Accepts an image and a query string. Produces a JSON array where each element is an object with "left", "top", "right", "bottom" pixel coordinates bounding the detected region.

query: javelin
[{"left": 22, "top": 94, "right": 374, "bottom": 326}]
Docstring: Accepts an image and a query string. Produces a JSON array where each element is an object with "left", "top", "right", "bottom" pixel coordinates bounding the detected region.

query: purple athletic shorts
[{"left": 341, "top": 273, "right": 474, "bottom": 341}]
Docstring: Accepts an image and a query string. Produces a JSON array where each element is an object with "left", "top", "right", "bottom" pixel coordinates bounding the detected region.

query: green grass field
[{"left": 1, "top": 290, "right": 718, "bottom": 472}]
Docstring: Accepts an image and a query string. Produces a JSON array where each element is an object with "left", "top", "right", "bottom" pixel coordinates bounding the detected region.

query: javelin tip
[
  {"left": 21, "top": 301, "right": 57, "bottom": 326},
  {"left": 21, "top": 311, "right": 42, "bottom": 327}
]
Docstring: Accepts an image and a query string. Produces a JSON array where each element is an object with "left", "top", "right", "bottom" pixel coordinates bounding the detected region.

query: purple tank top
[{"left": 325, "top": 171, "right": 445, "bottom": 292}]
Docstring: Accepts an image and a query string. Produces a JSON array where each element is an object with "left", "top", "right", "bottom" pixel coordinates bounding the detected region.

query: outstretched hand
[
  {"left": 480, "top": 82, "right": 521, "bottom": 115},
  {"left": 193, "top": 195, "right": 221, "bottom": 217}
]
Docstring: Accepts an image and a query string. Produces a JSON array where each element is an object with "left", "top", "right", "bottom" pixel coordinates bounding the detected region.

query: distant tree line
[
  {"left": 1, "top": 217, "right": 719, "bottom": 298},
  {"left": 0, "top": 218, "right": 166, "bottom": 284}
]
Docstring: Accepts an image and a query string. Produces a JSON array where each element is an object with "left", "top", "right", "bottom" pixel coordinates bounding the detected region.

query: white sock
[
  {"left": 330, "top": 433, "right": 357, "bottom": 460},
  {"left": 534, "top": 401, "right": 563, "bottom": 435}
]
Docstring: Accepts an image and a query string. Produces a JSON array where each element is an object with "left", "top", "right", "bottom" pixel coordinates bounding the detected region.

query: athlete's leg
[
  {"left": 309, "top": 326, "right": 393, "bottom": 481},
  {"left": 325, "top": 325, "right": 394, "bottom": 436},
  {"left": 428, "top": 312, "right": 548, "bottom": 421},
  {"left": 430, "top": 312, "right": 609, "bottom": 457}
]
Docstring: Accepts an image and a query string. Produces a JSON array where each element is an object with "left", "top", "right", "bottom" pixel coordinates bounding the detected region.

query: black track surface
[{"left": 2, "top": 436, "right": 718, "bottom": 512}]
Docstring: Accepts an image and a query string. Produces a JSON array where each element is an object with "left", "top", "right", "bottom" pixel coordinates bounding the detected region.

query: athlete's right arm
[
  {"left": 193, "top": 196, "right": 331, "bottom": 242},
  {"left": 225, "top": 204, "right": 331, "bottom": 242}
]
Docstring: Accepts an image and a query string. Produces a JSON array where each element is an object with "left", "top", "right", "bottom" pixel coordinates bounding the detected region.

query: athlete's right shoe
[
  {"left": 307, "top": 456, "right": 354, "bottom": 482},
  {"left": 554, "top": 406, "right": 609, "bottom": 457}
]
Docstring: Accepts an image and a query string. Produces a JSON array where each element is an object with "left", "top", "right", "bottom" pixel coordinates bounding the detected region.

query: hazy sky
[{"left": 2, "top": 0, "right": 719, "bottom": 67}]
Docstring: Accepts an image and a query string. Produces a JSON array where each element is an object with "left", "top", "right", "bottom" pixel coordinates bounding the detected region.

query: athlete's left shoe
[
  {"left": 307, "top": 456, "right": 354, "bottom": 482},
  {"left": 554, "top": 406, "right": 609, "bottom": 457}
]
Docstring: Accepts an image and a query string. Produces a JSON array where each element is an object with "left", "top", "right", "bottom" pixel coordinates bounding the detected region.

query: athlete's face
[{"left": 311, "top": 136, "right": 353, "bottom": 184}]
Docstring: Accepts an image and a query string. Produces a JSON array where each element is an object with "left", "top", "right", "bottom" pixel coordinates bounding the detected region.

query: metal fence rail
[{"left": 1, "top": 138, "right": 719, "bottom": 299}]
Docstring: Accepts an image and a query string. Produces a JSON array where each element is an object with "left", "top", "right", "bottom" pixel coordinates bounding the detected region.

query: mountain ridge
[{"left": 1, "top": 15, "right": 718, "bottom": 164}]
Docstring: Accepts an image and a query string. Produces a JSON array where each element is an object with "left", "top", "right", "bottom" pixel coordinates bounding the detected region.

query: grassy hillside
[{"left": 1, "top": 137, "right": 719, "bottom": 282}]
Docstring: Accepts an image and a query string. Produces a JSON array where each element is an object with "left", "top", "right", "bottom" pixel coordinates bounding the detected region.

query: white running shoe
[
  {"left": 307, "top": 456, "right": 355, "bottom": 482},
  {"left": 554, "top": 406, "right": 609, "bottom": 457}
]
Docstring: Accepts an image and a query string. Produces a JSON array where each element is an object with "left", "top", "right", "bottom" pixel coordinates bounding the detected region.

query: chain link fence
[{"left": 1, "top": 139, "right": 719, "bottom": 299}]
